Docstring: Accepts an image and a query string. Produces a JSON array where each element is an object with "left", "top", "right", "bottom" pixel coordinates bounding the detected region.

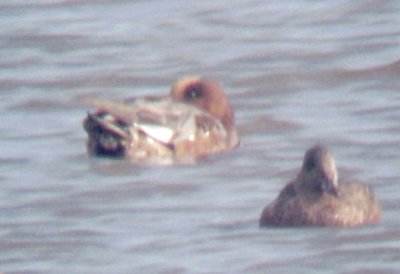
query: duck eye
[
  {"left": 184, "top": 84, "right": 203, "bottom": 101},
  {"left": 305, "top": 157, "right": 316, "bottom": 171}
]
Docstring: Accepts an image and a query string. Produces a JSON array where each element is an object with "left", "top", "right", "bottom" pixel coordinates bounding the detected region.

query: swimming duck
[
  {"left": 259, "top": 145, "right": 381, "bottom": 227},
  {"left": 83, "top": 77, "right": 239, "bottom": 164}
]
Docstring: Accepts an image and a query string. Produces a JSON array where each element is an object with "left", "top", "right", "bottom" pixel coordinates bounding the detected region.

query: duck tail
[{"left": 83, "top": 112, "right": 130, "bottom": 158}]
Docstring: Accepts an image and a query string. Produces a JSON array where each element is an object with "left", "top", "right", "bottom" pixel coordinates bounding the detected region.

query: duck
[
  {"left": 82, "top": 76, "right": 240, "bottom": 164},
  {"left": 259, "top": 145, "right": 381, "bottom": 227}
]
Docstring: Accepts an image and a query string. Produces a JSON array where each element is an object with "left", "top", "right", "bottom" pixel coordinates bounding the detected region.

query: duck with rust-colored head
[
  {"left": 259, "top": 145, "right": 381, "bottom": 227},
  {"left": 83, "top": 77, "right": 239, "bottom": 164}
]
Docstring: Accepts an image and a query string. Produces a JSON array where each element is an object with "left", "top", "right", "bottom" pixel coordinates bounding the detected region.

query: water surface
[{"left": 1, "top": 0, "right": 400, "bottom": 273}]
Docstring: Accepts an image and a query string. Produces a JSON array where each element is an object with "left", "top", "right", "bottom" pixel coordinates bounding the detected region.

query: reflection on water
[{"left": 1, "top": 0, "right": 400, "bottom": 273}]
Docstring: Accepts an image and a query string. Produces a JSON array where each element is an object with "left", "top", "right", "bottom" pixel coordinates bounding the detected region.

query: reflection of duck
[
  {"left": 83, "top": 77, "right": 240, "bottom": 164},
  {"left": 260, "top": 145, "right": 381, "bottom": 227}
]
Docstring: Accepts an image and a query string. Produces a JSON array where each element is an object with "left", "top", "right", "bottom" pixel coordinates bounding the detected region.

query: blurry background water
[{"left": 1, "top": 0, "right": 400, "bottom": 273}]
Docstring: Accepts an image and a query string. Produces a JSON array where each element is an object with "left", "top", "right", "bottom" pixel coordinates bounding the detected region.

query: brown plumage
[
  {"left": 259, "top": 145, "right": 381, "bottom": 227},
  {"left": 82, "top": 77, "right": 239, "bottom": 164},
  {"left": 170, "top": 77, "right": 235, "bottom": 132}
]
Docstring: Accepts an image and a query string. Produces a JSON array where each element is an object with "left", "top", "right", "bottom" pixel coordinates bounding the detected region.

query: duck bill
[{"left": 322, "top": 179, "right": 339, "bottom": 197}]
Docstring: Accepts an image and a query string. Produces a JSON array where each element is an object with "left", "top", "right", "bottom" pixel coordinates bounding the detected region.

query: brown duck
[
  {"left": 83, "top": 77, "right": 239, "bottom": 164},
  {"left": 260, "top": 145, "right": 381, "bottom": 227}
]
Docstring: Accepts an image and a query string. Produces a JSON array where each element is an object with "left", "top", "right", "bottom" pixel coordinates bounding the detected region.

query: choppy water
[{"left": 1, "top": 0, "right": 400, "bottom": 273}]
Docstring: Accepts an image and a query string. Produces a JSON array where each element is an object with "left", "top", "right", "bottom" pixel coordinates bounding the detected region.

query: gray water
[{"left": 1, "top": 1, "right": 400, "bottom": 273}]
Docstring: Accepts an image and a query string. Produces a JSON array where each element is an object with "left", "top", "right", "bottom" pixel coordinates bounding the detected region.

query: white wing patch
[{"left": 136, "top": 123, "right": 175, "bottom": 144}]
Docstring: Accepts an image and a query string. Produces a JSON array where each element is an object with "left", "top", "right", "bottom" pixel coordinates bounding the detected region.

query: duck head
[
  {"left": 170, "top": 77, "right": 235, "bottom": 131},
  {"left": 299, "top": 144, "right": 339, "bottom": 197}
]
